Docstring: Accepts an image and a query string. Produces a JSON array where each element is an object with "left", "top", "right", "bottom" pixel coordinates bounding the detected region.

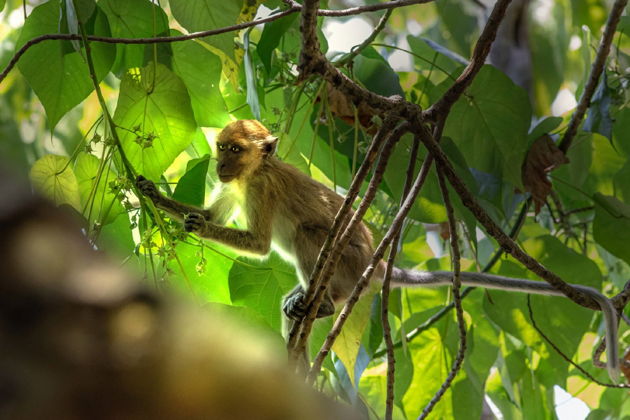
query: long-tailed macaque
[{"left": 137, "top": 120, "right": 620, "bottom": 381}]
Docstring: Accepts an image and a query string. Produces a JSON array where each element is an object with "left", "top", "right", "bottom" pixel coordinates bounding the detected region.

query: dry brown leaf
[
  {"left": 622, "top": 348, "right": 630, "bottom": 384},
  {"left": 321, "top": 83, "right": 377, "bottom": 132},
  {"left": 521, "top": 134, "right": 569, "bottom": 213}
]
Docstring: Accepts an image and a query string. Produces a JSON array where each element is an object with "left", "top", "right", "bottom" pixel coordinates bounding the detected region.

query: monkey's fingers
[
  {"left": 136, "top": 176, "right": 160, "bottom": 200},
  {"left": 184, "top": 213, "right": 205, "bottom": 233},
  {"left": 282, "top": 292, "right": 307, "bottom": 321}
]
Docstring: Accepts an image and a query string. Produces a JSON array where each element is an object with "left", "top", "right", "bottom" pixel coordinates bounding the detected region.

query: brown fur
[{"left": 137, "top": 120, "right": 376, "bottom": 318}]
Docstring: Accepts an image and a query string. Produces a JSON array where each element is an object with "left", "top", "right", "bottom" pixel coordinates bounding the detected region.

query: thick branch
[
  {"left": 307, "top": 153, "right": 434, "bottom": 382},
  {"left": 558, "top": 0, "right": 628, "bottom": 153},
  {"left": 423, "top": 0, "right": 513, "bottom": 121},
  {"left": 414, "top": 125, "right": 602, "bottom": 310},
  {"left": 291, "top": 122, "right": 409, "bottom": 359},
  {"left": 286, "top": 118, "right": 399, "bottom": 357}
]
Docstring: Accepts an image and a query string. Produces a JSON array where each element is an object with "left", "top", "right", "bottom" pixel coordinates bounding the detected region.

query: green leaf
[
  {"left": 99, "top": 0, "right": 169, "bottom": 75},
  {"left": 584, "top": 73, "right": 614, "bottom": 140},
  {"left": 29, "top": 154, "right": 81, "bottom": 210},
  {"left": 16, "top": 1, "right": 114, "bottom": 127},
  {"left": 332, "top": 287, "right": 378, "bottom": 386},
  {"left": 586, "top": 133, "right": 626, "bottom": 197},
  {"left": 434, "top": 0, "right": 478, "bottom": 56},
  {"left": 484, "top": 236, "right": 601, "bottom": 381},
  {"left": 228, "top": 253, "right": 297, "bottom": 332},
  {"left": 593, "top": 194, "right": 630, "bottom": 265},
  {"left": 529, "top": 0, "right": 569, "bottom": 115},
  {"left": 402, "top": 328, "right": 454, "bottom": 419},
  {"left": 173, "top": 155, "right": 210, "bottom": 207},
  {"left": 169, "top": 0, "right": 243, "bottom": 61},
  {"left": 527, "top": 116, "right": 563, "bottom": 146},
  {"left": 74, "top": 152, "right": 124, "bottom": 226},
  {"left": 168, "top": 240, "right": 234, "bottom": 304},
  {"left": 257, "top": 13, "right": 298, "bottom": 73},
  {"left": 354, "top": 47, "right": 404, "bottom": 97},
  {"left": 171, "top": 30, "right": 229, "bottom": 127},
  {"left": 407, "top": 36, "right": 466, "bottom": 79},
  {"left": 613, "top": 161, "right": 630, "bottom": 205},
  {"left": 113, "top": 63, "right": 197, "bottom": 180},
  {"left": 443, "top": 65, "right": 532, "bottom": 188}
]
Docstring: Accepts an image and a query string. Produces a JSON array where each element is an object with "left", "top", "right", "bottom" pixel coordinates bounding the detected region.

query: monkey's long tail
[{"left": 389, "top": 267, "right": 621, "bottom": 383}]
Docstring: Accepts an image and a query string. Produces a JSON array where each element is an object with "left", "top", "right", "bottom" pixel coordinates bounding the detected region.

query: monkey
[{"left": 136, "top": 119, "right": 621, "bottom": 382}]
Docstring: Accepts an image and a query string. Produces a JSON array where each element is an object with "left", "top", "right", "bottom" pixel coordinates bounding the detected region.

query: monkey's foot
[
  {"left": 184, "top": 212, "right": 206, "bottom": 234},
  {"left": 136, "top": 175, "right": 160, "bottom": 200},
  {"left": 282, "top": 291, "right": 335, "bottom": 320},
  {"left": 283, "top": 291, "right": 307, "bottom": 321}
]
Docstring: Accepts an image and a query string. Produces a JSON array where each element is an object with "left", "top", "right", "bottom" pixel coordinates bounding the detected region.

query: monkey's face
[
  {"left": 215, "top": 120, "right": 278, "bottom": 183},
  {"left": 215, "top": 140, "right": 259, "bottom": 183}
]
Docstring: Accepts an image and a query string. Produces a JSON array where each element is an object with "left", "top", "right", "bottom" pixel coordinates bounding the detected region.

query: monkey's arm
[
  {"left": 136, "top": 176, "right": 212, "bottom": 223},
  {"left": 391, "top": 267, "right": 620, "bottom": 382},
  {"left": 184, "top": 193, "right": 273, "bottom": 255}
]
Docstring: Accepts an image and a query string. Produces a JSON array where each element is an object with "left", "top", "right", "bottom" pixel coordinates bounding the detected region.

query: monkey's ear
[{"left": 261, "top": 135, "right": 278, "bottom": 158}]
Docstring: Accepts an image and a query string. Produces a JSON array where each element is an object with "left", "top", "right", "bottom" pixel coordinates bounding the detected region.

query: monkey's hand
[
  {"left": 136, "top": 175, "right": 161, "bottom": 202},
  {"left": 184, "top": 212, "right": 207, "bottom": 235}
]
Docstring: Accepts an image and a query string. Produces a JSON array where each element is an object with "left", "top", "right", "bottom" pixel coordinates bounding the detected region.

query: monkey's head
[{"left": 215, "top": 120, "right": 278, "bottom": 183}]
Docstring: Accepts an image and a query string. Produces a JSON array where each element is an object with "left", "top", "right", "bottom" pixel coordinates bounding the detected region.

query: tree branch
[
  {"left": 558, "top": 0, "right": 629, "bottom": 153},
  {"left": 381, "top": 135, "right": 419, "bottom": 420},
  {"left": 307, "top": 151, "right": 434, "bottom": 382},
  {"left": 292, "top": 121, "right": 409, "bottom": 361},
  {"left": 286, "top": 117, "right": 399, "bottom": 358},
  {"left": 418, "top": 162, "right": 468, "bottom": 419},
  {"left": 414, "top": 124, "right": 605, "bottom": 310},
  {"left": 1, "top": 0, "right": 438, "bottom": 86},
  {"left": 284, "top": 0, "right": 434, "bottom": 17},
  {"left": 337, "top": 5, "right": 394, "bottom": 66},
  {"left": 423, "top": 0, "right": 513, "bottom": 121}
]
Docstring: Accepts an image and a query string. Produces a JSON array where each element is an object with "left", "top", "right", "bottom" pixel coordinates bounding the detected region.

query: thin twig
[
  {"left": 0, "top": 0, "right": 438, "bottom": 86},
  {"left": 284, "top": 0, "right": 434, "bottom": 17},
  {"left": 286, "top": 117, "right": 399, "bottom": 359},
  {"left": 423, "top": 0, "right": 513, "bottom": 121},
  {"left": 292, "top": 121, "right": 409, "bottom": 361},
  {"left": 418, "top": 161, "right": 468, "bottom": 419},
  {"left": 307, "top": 153, "right": 434, "bottom": 383},
  {"left": 558, "top": 0, "right": 629, "bottom": 153},
  {"left": 527, "top": 296, "right": 629, "bottom": 388},
  {"left": 337, "top": 5, "right": 394, "bottom": 66},
  {"left": 381, "top": 135, "right": 419, "bottom": 420}
]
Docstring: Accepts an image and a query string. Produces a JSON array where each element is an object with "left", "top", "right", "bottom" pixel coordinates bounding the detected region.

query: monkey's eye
[
  {"left": 230, "top": 145, "right": 241, "bottom": 153},
  {"left": 217, "top": 143, "right": 226, "bottom": 151}
]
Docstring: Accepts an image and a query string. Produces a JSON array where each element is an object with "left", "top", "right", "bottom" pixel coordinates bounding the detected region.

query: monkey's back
[{"left": 253, "top": 158, "right": 374, "bottom": 298}]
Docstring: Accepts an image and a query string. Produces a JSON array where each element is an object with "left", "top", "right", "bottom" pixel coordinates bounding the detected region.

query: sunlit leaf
[
  {"left": 74, "top": 152, "right": 124, "bottom": 226},
  {"left": 99, "top": 0, "right": 169, "bottom": 75},
  {"left": 113, "top": 63, "right": 197, "bottom": 181},
  {"left": 16, "top": 1, "right": 114, "bottom": 127},
  {"left": 173, "top": 155, "right": 210, "bottom": 207},
  {"left": 29, "top": 154, "right": 81, "bottom": 210},
  {"left": 332, "top": 287, "right": 378, "bottom": 386},
  {"left": 229, "top": 253, "right": 297, "bottom": 332}
]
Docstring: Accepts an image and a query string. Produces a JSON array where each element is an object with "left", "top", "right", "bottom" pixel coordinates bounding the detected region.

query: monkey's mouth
[{"left": 218, "top": 173, "right": 236, "bottom": 182}]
